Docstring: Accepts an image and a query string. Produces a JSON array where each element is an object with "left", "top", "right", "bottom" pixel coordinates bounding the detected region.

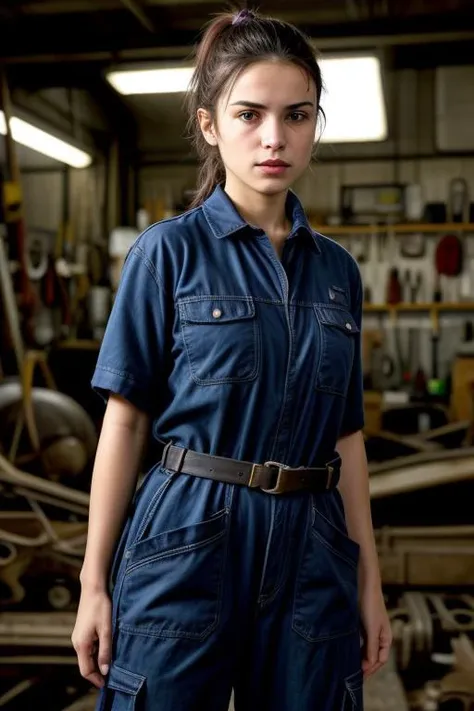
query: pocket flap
[
  {"left": 180, "top": 297, "right": 255, "bottom": 324},
  {"left": 315, "top": 306, "right": 359, "bottom": 334},
  {"left": 344, "top": 668, "right": 363, "bottom": 693},
  {"left": 108, "top": 664, "right": 146, "bottom": 695}
]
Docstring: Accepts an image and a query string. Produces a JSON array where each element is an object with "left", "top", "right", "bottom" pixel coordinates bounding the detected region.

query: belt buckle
[
  {"left": 261, "top": 461, "right": 289, "bottom": 495},
  {"left": 248, "top": 463, "right": 260, "bottom": 488}
]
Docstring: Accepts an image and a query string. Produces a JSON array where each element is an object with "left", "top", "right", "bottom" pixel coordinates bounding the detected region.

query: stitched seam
[
  {"left": 117, "top": 622, "right": 216, "bottom": 640},
  {"left": 131, "top": 247, "right": 165, "bottom": 295},
  {"left": 177, "top": 294, "right": 254, "bottom": 305},
  {"left": 258, "top": 539, "right": 292, "bottom": 609},
  {"left": 311, "top": 529, "right": 358, "bottom": 569},
  {"left": 94, "top": 365, "right": 137, "bottom": 384},
  {"left": 134, "top": 473, "right": 174, "bottom": 543},
  {"left": 125, "top": 529, "right": 226, "bottom": 576},
  {"left": 313, "top": 305, "right": 356, "bottom": 396},
  {"left": 180, "top": 310, "right": 259, "bottom": 385},
  {"left": 257, "top": 495, "right": 276, "bottom": 604},
  {"left": 316, "top": 385, "right": 347, "bottom": 397},
  {"left": 203, "top": 203, "right": 246, "bottom": 238},
  {"left": 293, "top": 624, "right": 359, "bottom": 644},
  {"left": 313, "top": 502, "right": 352, "bottom": 539},
  {"left": 119, "top": 505, "right": 231, "bottom": 642}
]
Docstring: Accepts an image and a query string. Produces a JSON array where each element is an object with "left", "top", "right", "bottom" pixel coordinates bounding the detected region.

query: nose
[{"left": 261, "top": 117, "right": 285, "bottom": 151}]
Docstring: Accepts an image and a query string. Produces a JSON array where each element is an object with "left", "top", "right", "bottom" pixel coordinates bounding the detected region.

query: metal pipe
[{"left": 0, "top": 679, "right": 39, "bottom": 707}]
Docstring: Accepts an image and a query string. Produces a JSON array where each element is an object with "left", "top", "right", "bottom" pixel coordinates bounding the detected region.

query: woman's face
[{"left": 199, "top": 60, "right": 318, "bottom": 198}]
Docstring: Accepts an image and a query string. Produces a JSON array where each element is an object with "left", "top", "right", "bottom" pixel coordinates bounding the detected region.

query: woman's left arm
[{"left": 336, "top": 429, "right": 392, "bottom": 678}]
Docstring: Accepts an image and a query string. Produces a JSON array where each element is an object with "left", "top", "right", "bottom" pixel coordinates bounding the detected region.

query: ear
[{"left": 197, "top": 108, "right": 218, "bottom": 146}]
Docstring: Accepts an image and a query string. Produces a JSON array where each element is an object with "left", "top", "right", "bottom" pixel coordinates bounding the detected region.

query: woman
[{"left": 72, "top": 8, "right": 392, "bottom": 711}]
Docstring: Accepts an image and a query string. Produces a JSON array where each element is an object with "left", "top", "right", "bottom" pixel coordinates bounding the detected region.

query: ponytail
[{"left": 185, "top": 13, "right": 234, "bottom": 208}]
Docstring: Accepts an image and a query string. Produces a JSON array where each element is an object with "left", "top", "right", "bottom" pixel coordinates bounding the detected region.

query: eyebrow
[{"left": 230, "top": 101, "right": 314, "bottom": 110}]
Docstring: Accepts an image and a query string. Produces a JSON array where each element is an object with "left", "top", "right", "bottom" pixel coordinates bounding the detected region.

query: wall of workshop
[
  {"left": 139, "top": 66, "right": 474, "bottom": 390},
  {"left": 22, "top": 165, "right": 107, "bottom": 249},
  {"left": 139, "top": 67, "right": 474, "bottom": 211},
  {"left": 16, "top": 88, "right": 110, "bottom": 269}
]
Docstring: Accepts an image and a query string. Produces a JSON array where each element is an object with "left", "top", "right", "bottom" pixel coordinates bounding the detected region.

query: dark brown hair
[{"left": 185, "top": 7, "right": 325, "bottom": 208}]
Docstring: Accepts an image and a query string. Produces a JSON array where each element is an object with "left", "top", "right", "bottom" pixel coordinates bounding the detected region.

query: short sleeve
[
  {"left": 338, "top": 268, "right": 365, "bottom": 437},
  {"left": 91, "top": 246, "right": 169, "bottom": 414}
]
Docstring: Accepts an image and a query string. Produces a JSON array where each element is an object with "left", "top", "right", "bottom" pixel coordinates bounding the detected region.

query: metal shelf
[
  {"left": 364, "top": 302, "right": 474, "bottom": 312},
  {"left": 313, "top": 223, "right": 474, "bottom": 235}
]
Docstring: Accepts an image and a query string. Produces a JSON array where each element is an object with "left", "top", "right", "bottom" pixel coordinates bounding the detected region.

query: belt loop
[
  {"left": 175, "top": 447, "right": 187, "bottom": 473},
  {"left": 326, "top": 465, "right": 334, "bottom": 490},
  {"left": 161, "top": 440, "right": 172, "bottom": 468}
]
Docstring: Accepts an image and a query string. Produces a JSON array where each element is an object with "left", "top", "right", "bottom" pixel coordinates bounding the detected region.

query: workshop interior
[{"left": 1, "top": 1, "right": 474, "bottom": 709}]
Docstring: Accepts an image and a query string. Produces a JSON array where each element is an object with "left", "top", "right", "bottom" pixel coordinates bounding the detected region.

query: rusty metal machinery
[
  {"left": 0, "top": 453, "right": 89, "bottom": 611},
  {"left": 390, "top": 592, "right": 474, "bottom": 671},
  {"left": 411, "top": 635, "right": 474, "bottom": 710},
  {"left": 375, "top": 525, "right": 474, "bottom": 587},
  {"left": 0, "top": 379, "right": 97, "bottom": 482}
]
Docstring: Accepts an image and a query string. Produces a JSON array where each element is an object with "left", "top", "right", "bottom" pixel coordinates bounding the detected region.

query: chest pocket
[
  {"left": 179, "top": 296, "right": 260, "bottom": 385},
  {"left": 314, "top": 305, "right": 359, "bottom": 397}
]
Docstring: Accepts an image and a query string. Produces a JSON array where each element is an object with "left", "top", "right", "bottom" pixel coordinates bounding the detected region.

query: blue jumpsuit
[{"left": 91, "top": 185, "right": 365, "bottom": 711}]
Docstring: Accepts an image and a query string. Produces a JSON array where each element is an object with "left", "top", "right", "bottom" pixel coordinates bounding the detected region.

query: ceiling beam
[
  {"left": 120, "top": 0, "right": 155, "bottom": 32},
  {"left": 18, "top": 0, "right": 226, "bottom": 12},
  {"left": 2, "top": 29, "right": 474, "bottom": 65}
]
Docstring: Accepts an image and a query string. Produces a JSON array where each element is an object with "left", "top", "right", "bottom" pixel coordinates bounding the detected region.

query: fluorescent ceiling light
[
  {"left": 318, "top": 55, "right": 387, "bottom": 143},
  {"left": 106, "top": 66, "right": 194, "bottom": 95},
  {"left": 0, "top": 111, "right": 92, "bottom": 168},
  {"left": 105, "top": 54, "right": 387, "bottom": 144}
]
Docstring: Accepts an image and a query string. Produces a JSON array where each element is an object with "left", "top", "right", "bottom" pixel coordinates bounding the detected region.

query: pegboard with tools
[{"left": 315, "top": 221, "right": 474, "bottom": 400}]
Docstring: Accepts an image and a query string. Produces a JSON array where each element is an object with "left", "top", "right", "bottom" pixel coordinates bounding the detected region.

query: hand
[
  {"left": 71, "top": 587, "right": 112, "bottom": 689},
  {"left": 359, "top": 580, "right": 392, "bottom": 679}
]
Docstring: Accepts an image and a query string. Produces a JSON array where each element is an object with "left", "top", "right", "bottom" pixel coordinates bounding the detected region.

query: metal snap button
[
  {"left": 345, "top": 322, "right": 352, "bottom": 330},
  {"left": 212, "top": 308, "right": 222, "bottom": 319}
]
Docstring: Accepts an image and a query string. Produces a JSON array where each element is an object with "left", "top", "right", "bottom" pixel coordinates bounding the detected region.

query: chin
[
  {"left": 257, "top": 180, "right": 292, "bottom": 196},
  {"left": 247, "top": 175, "right": 293, "bottom": 195}
]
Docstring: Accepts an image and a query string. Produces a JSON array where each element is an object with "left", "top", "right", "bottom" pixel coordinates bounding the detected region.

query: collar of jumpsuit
[
  {"left": 202, "top": 182, "right": 319, "bottom": 248},
  {"left": 91, "top": 183, "right": 365, "bottom": 469}
]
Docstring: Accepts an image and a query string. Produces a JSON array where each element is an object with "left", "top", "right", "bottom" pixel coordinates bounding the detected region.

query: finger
[
  {"left": 85, "top": 672, "right": 106, "bottom": 689},
  {"left": 364, "top": 630, "right": 379, "bottom": 671},
  {"left": 98, "top": 624, "right": 112, "bottom": 677},
  {"left": 77, "top": 643, "right": 104, "bottom": 688},
  {"left": 368, "top": 661, "right": 384, "bottom": 677},
  {"left": 378, "top": 639, "right": 391, "bottom": 665}
]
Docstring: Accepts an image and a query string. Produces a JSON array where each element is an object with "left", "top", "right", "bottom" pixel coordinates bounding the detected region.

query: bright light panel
[
  {"left": 105, "top": 54, "right": 387, "bottom": 144},
  {"left": 318, "top": 55, "right": 387, "bottom": 143},
  {"left": 106, "top": 66, "right": 195, "bottom": 95},
  {"left": 0, "top": 111, "right": 92, "bottom": 168}
]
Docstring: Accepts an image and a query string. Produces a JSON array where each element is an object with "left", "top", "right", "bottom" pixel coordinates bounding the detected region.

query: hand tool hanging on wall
[
  {"left": 447, "top": 178, "right": 470, "bottom": 224},
  {"left": 399, "top": 233, "right": 426, "bottom": 259},
  {"left": 434, "top": 232, "right": 463, "bottom": 302},
  {"left": 386, "top": 267, "right": 402, "bottom": 305},
  {"left": 0, "top": 68, "right": 35, "bottom": 346},
  {"left": 402, "top": 269, "right": 423, "bottom": 303},
  {"left": 428, "top": 308, "right": 445, "bottom": 397}
]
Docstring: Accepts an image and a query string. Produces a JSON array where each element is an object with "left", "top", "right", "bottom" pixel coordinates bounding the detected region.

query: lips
[{"left": 258, "top": 159, "right": 290, "bottom": 167}]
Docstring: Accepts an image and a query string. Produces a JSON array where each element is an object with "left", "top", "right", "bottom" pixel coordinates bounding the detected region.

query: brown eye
[
  {"left": 239, "top": 111, "right": 257, "bottom": 121},
  {"left": 288, "top": 111, "right": 307, "bottom": 122}
]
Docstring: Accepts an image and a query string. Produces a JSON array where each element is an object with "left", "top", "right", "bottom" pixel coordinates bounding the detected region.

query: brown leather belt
[{"left": 160, "top": 442, "right": 340, "bottom": 495}]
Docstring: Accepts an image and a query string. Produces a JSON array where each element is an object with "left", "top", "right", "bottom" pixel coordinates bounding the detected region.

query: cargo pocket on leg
[
  {"left": 105, "top": 664, "right": 145, "bottom": 710},
  {"left": 341, "top": 669, "right": 363, "bottom": 710}
]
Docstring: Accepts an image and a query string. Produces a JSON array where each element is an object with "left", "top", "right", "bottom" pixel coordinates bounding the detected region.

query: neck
[{"left": 224, "top": 178, "right": 291, "bottom": 240}]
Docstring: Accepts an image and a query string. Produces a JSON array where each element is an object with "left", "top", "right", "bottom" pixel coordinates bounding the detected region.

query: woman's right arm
[{"left": 72, "top": 393, "right": 150, "bottom": 688}]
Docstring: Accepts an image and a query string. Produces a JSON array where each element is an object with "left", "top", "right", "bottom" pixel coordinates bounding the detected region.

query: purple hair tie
[{"left": 232, "top": 8, "right": 254, "bottom": 25}]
